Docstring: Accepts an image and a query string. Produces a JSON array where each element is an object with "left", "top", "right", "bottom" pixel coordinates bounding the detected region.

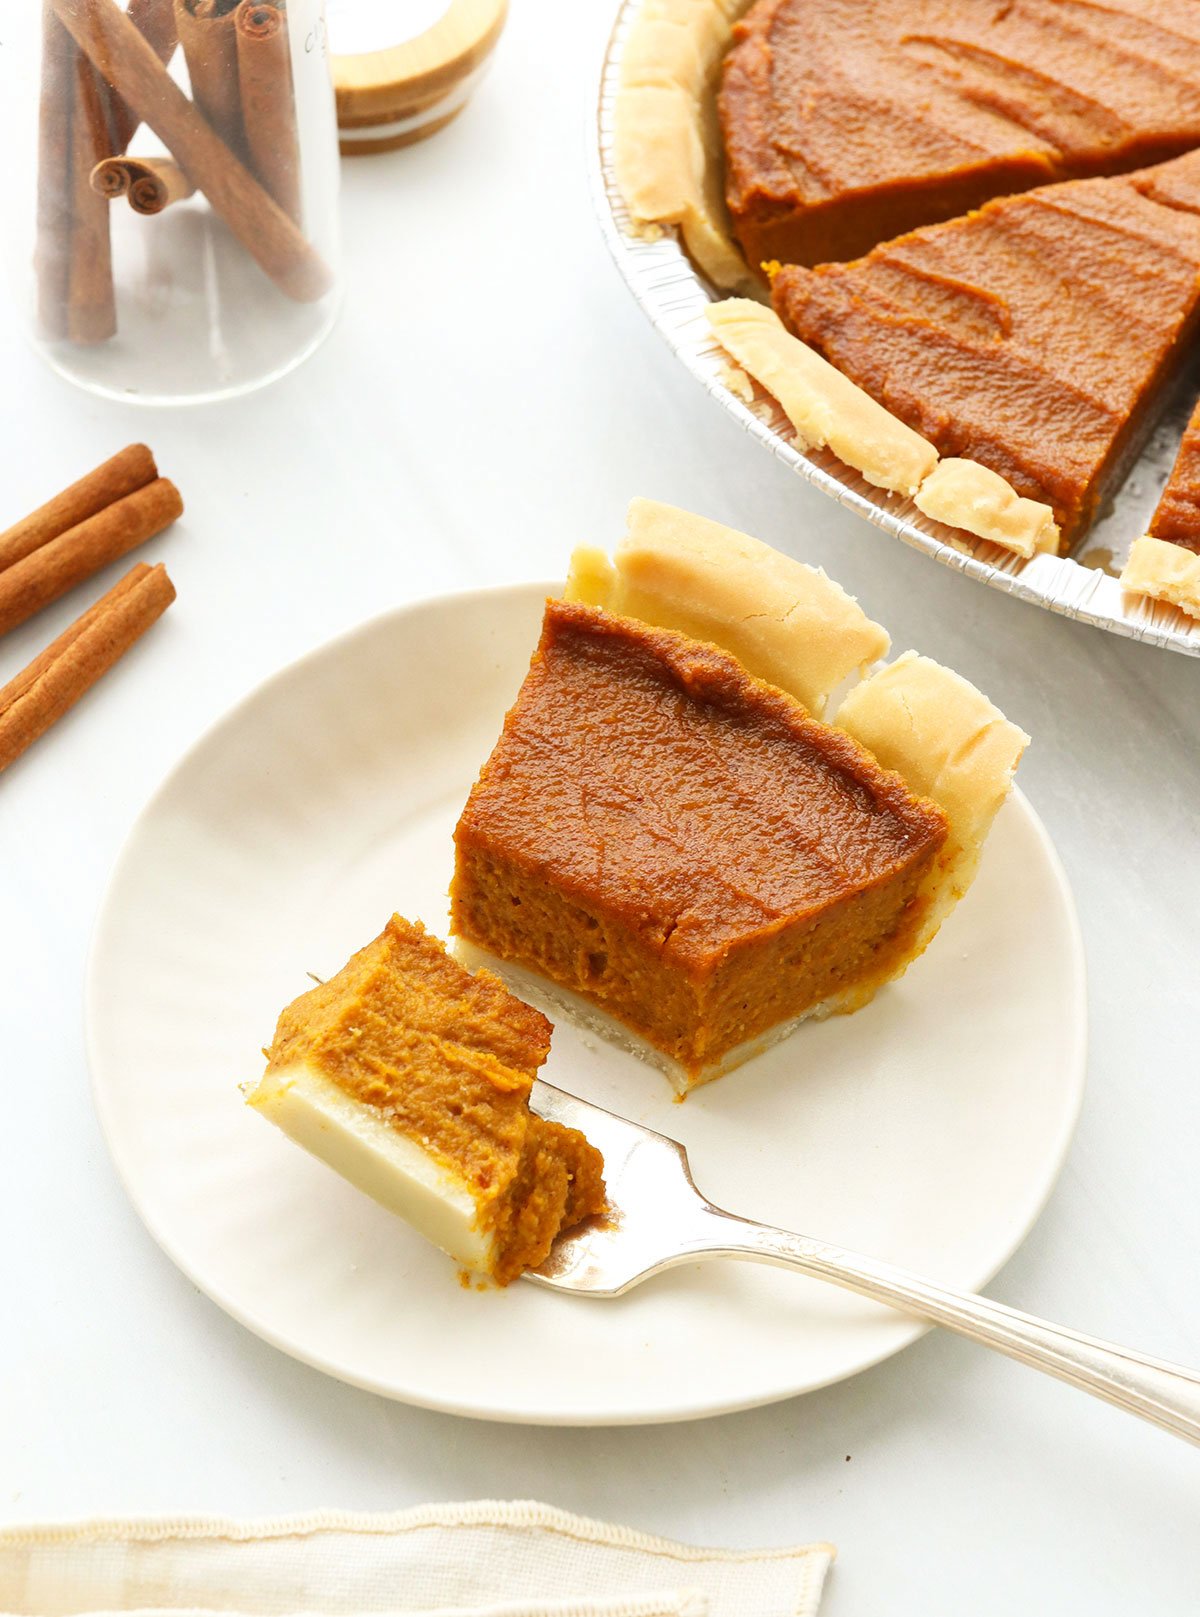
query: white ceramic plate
[
  {"left": 592, "top": 0, "right": 1200, "bottom": 659},
  {"left": 86, "top": 584, "right": 1087, "bottom": 1426}
]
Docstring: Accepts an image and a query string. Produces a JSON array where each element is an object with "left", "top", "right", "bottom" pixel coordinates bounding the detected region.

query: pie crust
[
  {"left": 835, "top": 653, "right": 1029, "bottom": 958},
  {"left": 1120, "top": 536, "right": 1200, "bottom": 620},
  {"left": 565, "top": 495, "right": 889, "bottom": 715},
  {"left": 914, "top": 459, "right": 1060, "bottom": 560},
  {"left": 705, "top": 299, "right": 938, "bottom": 497},
  {"left": 614, "top": 0, "right": 758, "bottom": 294}
]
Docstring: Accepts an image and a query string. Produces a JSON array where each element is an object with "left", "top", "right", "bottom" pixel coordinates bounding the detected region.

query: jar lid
[{"left": 331, "top": 0, "right": 508, "bottom": 154}]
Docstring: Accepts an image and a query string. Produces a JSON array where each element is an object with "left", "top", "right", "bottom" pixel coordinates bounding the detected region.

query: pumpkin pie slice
[
  {"left": 720, "top": 0, "right": 1200, "bottom": 274},
  {"left": 1121, "top": 397, "right": 1200, "bottom": 617},
  {"left": 771, "top": 151, "right": 1200, "bottom": 546},
  {"left": 451, "top": 501, "right": 1027, "bottom": 1092},
  {"left": 246, "top": 915, "right": 605, "bottom": 1284}
]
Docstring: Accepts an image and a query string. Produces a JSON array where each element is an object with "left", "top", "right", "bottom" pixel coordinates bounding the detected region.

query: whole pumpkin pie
[
  {"left": 719, "top": 0, "right": 1200, "bottom": 273},
  {"left": 246, "top": 914, "right": 605, "bottom": 1284},
  {"left": 771, "top": 152, "right": 1200, "bottom": 545},
  {"left": 451, "top": 500, "right": 1027, "bottom": 1091}
]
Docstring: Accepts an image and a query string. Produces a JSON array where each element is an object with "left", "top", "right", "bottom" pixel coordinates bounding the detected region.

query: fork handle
[{"left": 698, "top": 1209, "right": 1200, "bottom": 1445}]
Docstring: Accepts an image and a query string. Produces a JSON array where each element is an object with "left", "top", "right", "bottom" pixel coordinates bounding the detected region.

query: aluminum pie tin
[{"left": 592, "top": 0, "right": 1200, "bottom": 658}]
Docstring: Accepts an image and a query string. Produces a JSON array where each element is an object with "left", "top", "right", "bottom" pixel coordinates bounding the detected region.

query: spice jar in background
[{"left": 3, "top": 0, "right": 342, "bottom": 405}]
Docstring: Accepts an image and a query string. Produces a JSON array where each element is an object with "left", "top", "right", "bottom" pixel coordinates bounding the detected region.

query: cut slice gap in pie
[
  {"left": 246, "top": 914, "right": 606, "bottom": 1285},
  {"left": 1121, "top": 395, "right": 1200, "bottom": 618},
  {"left": 450, "top": 500, "right": 1027, "bottom": 1093}
]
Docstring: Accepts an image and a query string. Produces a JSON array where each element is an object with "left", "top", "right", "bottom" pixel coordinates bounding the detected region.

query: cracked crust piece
[
  {"left": 706, "top": 299, "right": 938, "bottom": 496},
  {"left": 1120, "top": 536, "right": 1200, "bottom": 619},
  {"left": 914, "top": 458, "right": 1060, "bottom": 558},
  {"left": 564, "top": 495, "right": 889, "bottom": 716},
  {"left": 835, "top": 652, "right": 1029, "bottom": 961},
  {"left": 614, "top": 0, "right": 759, "bottom": 294}
]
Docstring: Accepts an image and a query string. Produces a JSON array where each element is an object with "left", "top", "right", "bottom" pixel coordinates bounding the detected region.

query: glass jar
[{"left": 3, "top": 0, "right": 341, "bottom": 404}]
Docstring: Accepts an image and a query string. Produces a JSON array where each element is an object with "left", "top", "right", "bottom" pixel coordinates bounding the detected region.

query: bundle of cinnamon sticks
[
  {"left": 0, "top": 445, "right": 181, "bottom": 773},
  {"left": 38, "top": 0, "right": 324, "bottom": 345}
]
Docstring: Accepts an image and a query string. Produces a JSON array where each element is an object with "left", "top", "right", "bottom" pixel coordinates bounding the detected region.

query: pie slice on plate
[{"left": 451, "top": 500, "right": 1028, "bottom": 1092}]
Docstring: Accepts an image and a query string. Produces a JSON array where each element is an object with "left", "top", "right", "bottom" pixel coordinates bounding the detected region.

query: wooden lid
[{"left": 332, "top": 0, "right": 507, "bottom": 154}]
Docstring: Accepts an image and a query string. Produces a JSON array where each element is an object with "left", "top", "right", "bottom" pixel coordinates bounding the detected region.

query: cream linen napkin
[{"left": 0, "top": 1504, "right": 834, "bottom": 1617}]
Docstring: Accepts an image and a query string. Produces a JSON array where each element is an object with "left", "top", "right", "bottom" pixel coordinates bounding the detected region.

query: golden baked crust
[
  {"left": 705, "top": 299, "right": 938, "bottom": 496},
  {"left": 914, "top": 459, "right": 1060, "bottom": 558},
  {"left": 565, "top": 496, "right": 889, "bottom": 715},
  {"left": 1120, "top": 536, "right": 1200, "bottom": 620},
  {"left": 835, "top": 653, "right": 1029, "bottom": 959},
  {"left": 614, "top": 0, "right": 759, "bottom": 294}
]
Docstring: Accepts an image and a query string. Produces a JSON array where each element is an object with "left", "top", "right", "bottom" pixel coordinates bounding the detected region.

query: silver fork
[{"left": 529, "top": 1079, "right": 1200, "bottom": 1445}]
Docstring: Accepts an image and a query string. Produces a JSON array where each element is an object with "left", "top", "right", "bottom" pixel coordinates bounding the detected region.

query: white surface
[
  {"left": 0, "top": 0, "right": 1197, "bottom": 1607},
  {"left": 86, "top": 584, "right": 1083, "bottom": 1424}
]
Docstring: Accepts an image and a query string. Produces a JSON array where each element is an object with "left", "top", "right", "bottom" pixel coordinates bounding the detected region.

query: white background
[{"left": 2, "top": 4, "right": 1199, "bottom": 1612}]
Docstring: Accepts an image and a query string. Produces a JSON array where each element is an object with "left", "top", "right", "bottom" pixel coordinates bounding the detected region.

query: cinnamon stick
[
  {"left": 0, "top": 445, "right": 158, "bottom": 573},
  {"left": 106, "top": 0, "right": 180, "bottom": 153},
  {"left": 66, "top": 47, "right": 118, "bottom": 344},
  {"left": 0, "top": 477, "right": 183, "bottom": 637},
  {"left": 36, "top": 5, "right": 77, "bottom": 340},
  {"left": 92, "top": 154, "right": 196, "bottom": 213},
  {"left": 0, "top": 562, "right": 175, "bottom": 774},
  {"left": 236, "top": 2, "right": 301, "bottom": 226},
  {"left": 50, "top": 0, "right": 332, "bottom": 303},
  {"left": 176, "top": 0, "right": 244, "bottom": 153},
  {"left": 0, "top": 561, "right": 153, "bottom": 710}
]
